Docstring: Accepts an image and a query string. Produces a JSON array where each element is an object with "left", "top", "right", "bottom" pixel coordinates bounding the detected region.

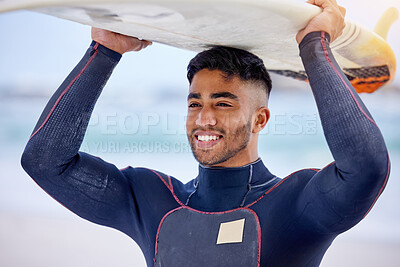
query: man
[{"left": 21, "top": 0, "right": 390, "bottom": 266}]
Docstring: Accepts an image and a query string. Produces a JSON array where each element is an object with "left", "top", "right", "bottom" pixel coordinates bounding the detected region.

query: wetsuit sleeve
[
  {"left": 21, "top": 42, "right": 138, "bottom": 236},
  {"left": 298, "top": 32, "right": 390, "bottom": 234}
]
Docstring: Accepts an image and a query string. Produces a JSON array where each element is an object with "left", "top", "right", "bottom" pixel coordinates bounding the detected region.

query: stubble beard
[{"left": 188, "top": 120, "right": 252, "bottom": 166}]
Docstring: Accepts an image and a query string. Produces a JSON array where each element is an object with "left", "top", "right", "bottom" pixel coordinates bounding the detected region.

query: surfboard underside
[{"left": 0, "top": 0, "right": 396, "bottom": 93}]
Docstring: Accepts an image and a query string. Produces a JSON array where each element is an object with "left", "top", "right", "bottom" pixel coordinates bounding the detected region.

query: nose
[{"left": 196, "top": 107, "right": 217, "bottom": 127}]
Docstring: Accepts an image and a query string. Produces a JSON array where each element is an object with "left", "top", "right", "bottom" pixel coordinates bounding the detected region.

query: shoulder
[
  {"left": 286, "top": 168, "right": 319, "bottom": 179},
  {"left": 120, "top": 166, "right": 172, "bottom": 187},
  {"left": 120, "top": 166, "right": 195, "bottom": 205},
  {"left": 247, "top": 168, "right": 320, "bottom": 206},
  {"left": 268, "top": 168, "right": 320, "bottom": 194}
]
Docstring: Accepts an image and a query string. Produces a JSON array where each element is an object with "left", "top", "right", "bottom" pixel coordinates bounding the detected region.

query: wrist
[
  {"left": 299, "top": 31, "right": 330, "bottom": 50},
  {"left": 299, "top": 31, "right": 331, "bottom": 67},
  {"left": 90, "top": 41, "right": 122, "bottom": 62}
]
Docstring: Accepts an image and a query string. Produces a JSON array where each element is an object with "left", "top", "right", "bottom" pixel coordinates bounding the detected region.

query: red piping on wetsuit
[
  {"left": 29, "top": 43, "right": 100, "bottom": 140},
  {"left": 149, "top": 169, "right": 263, "bottom": 267},
  {"left": 26, "top": 43, "right": 100, "bottom": 215},
  {"left": 319, "top": 32, "right": 390, "bottom": 218},
  {"left": 153, "top": 206, "right": 183, "bottom": 266}
]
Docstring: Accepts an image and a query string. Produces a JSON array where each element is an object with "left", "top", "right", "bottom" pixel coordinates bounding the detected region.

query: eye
[
  {"left": 188, "top": 102, "right": 201, "bottom": 108},
  {"left": 216, "top": 102, "right": 232, "bottom": 107}
]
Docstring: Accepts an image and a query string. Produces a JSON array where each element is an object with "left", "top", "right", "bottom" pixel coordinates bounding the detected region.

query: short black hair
[{"left": 187, "top": 46, "right": 272, "bottom": 96}]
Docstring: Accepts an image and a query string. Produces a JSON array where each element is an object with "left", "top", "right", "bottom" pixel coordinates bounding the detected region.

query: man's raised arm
[
  {"left": 297, "top": 0, "right": 390, "bottom": 233},
  {"left": 21, "top": 29, "right": 151, "bottom": 235}
]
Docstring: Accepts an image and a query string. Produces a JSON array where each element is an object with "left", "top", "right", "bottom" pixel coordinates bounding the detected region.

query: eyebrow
[
  {"left": 211, "top": 92, "right": 239, "bottom": 100},
  {"left": 187, "top": 92, "right": 239, "bottom": 101},
  {"left": 187, "top": 92, "right": 201, "bottom": 101}
]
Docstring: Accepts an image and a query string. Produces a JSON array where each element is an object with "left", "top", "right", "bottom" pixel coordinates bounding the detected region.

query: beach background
[{"left": 1, "top": 0, "right": 400, "bottom": 266}]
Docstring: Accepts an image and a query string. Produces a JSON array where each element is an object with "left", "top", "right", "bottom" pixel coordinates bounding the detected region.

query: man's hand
[
  {"left": 296, "top": 0, "right": 346, "bottom": 44},
  {"left": 91, "top": 27, "right": 152, "bottom": 54}
]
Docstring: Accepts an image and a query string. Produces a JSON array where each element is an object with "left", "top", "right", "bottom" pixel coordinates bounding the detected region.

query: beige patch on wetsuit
[{"left": 216, "top": 218, "right": 245, "bottom": 244}]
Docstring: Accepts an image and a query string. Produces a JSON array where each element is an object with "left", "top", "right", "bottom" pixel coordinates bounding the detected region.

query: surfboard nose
[{"left": 374, "top": 7, "right": 398, "bottom": 40}]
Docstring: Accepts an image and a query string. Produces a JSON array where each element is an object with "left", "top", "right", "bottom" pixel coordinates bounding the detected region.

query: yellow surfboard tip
[{"left": 374, "top": 7, "right": 399, "bottom": 40}]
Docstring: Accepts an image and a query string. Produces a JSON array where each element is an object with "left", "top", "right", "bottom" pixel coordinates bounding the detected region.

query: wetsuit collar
[
  {"left": 189, "top": 159, "right": 276, "bottom": 211},
  {"left": 197, "top": 158, "right": 274, "bottom": 188}
]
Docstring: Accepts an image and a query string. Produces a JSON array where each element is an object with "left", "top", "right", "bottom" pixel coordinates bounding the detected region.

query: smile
[
  {"left": 194, "top": 132, "right": 223, "bottom": 148},
  {"left": 197, "top": 135, "right": 220, "bottom": 142}
]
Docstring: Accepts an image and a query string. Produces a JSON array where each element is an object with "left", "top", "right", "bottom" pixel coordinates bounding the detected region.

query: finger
[
  {"left": 140, "top": 40, "right": 152, "bottom": 48},
  {"left": 338, "top": 6, "right": 346, "bottom": 16},
  {"left": 313, "top": 0, "right": 338, "bottom": 9},
  {"left": 142, "top": 42, "right": 151, "bottom": 49},
  {"left": 143, "top": 40, "right": 153, "bottom": 46},
  {"left": 133, "top": 40, "right": 152, "bottom": 51},
  {"left": 134, "top": 38, "right": 152, "bottom": 46},
  {"left": 305, "top": 0, "right": 335, "bottom": 9},
  {"left": 309, "top": 0, "right": 335, "bottom": 8},
  {"left": 328, "top": 0, "right": 337, "bottom": 5}
]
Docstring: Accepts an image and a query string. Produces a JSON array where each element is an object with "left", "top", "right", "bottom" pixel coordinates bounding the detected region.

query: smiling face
[{"left": 186, "top": 69, "right": 270, "bottom": 167}]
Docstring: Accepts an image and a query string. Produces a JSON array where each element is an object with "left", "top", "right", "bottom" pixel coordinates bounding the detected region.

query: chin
[{"left": 193, "top": 151, "right": 231, "bottom": 166}]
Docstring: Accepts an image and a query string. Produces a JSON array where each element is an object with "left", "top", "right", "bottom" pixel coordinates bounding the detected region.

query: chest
[{"left": 154, "top": 207, "right": 260, "bottom": 267}]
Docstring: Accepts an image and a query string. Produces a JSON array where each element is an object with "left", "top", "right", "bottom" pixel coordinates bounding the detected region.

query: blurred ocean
[{"left": 0, "top": 79, "right": 399, "bottom": 246}]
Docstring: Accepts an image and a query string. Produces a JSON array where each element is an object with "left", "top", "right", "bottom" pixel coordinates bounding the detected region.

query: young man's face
[{"left": 186, "top": 69, "right": 267, "bottom": 167}]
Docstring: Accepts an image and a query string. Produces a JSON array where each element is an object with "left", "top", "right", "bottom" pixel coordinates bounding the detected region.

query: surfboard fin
[{"left": 374, "top": 7, "right": 399, "bottom": 40}]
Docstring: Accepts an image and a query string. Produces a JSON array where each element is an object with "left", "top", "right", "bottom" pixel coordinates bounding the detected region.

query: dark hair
[{"left": 187, "top": 46, "right": 272, "bottom": 96}]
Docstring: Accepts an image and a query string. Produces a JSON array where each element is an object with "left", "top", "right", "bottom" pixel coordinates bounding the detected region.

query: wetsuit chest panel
[{"left": 155, "top": 207, "right": 259, "bottom": 267}]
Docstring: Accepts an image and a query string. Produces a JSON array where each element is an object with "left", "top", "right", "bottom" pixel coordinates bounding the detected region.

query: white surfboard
[{"left": 1, "top": 0, "right": 397, "bottom": 93}]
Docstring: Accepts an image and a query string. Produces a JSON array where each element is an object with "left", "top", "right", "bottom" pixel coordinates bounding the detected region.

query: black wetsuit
[{"left": 21, "top": 32, "right": 390, "bottom": 267}]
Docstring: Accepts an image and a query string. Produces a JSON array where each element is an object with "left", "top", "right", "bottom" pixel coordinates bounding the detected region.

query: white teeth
[{"left": 197, "top": 135, "right": 220, "bottom": 142}]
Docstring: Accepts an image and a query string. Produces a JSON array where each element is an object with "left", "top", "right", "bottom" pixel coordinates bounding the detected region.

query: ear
[{"left": 252, "top": 107, "right": 270, "bottom": 133}]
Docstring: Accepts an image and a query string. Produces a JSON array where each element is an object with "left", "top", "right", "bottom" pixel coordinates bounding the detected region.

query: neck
[
  {"left": 186, "top": 159, "right": 275, "bottom": 212},
  {"left": 206, "top": 141, "right": 259, "bottom": 168}
]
